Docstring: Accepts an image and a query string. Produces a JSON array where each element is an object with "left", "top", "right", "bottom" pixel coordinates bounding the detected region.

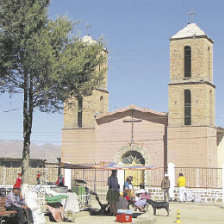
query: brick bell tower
[
  {"left": 63, "top": 35, "right": 109, "bottom": 129},
  {"left": 167, "top": 23, "right": 217, "bottom": 167}
]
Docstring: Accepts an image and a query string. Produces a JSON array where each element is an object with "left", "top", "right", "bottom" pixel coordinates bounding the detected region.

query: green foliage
[
  {"left": 0, "top": 0, "right": 106, "bottom": 183},
  {"left": 0, "top": 0, "right": 106, "bottom": 112}
]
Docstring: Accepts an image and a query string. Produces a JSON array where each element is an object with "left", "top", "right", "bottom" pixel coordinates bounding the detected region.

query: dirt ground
[
  {"left": 148, "top": 202, "right": 224, "bottom": 224},
  {"left": 49, "top": 202, "right": 224, "bottom": 224}
]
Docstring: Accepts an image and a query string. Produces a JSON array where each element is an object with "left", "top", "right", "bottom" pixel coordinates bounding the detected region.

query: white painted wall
[
  {"left": 222, "top": 163, "right": 224, "bottom": 203},
  {"left": 64, "top": 168, "right": 72, "bottom": 190},
  {"left": 168, "top": 162, "right": 175, "bottom": 200}
]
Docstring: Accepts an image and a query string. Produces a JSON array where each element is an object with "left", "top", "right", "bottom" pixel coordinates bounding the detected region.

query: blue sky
[{"left": 0, "top": 0, "right": 224, "bottom": 145}]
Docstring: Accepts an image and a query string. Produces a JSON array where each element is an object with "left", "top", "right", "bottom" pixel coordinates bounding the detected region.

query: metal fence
[
  {"left": 71, "top": 168, "right": 165, "bottom": 195},
  {"left": 175, "top": 167, "right": 223, "bottom": 189},
  {"left": 149, "top": 167, "right": 164, "bottom": 187},
  {"left": 0, "top": 165, "right": 58, "bottom": 185},
  {"left": 2, "top": 165, "right": 221, "bottom": 192},
  {"left": 70, "top": 166, "right": 223, "bottom": 195},
  {"left": 72, "top": 169, "right": 110, "bottom": 195}
]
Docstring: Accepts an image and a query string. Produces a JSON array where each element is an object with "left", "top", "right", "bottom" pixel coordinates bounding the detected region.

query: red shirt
[
  {"left": 56, "top": 177, "right": 64, "bottom": 186},
  {"left": 15, "top": 177, "right": 22, "bottom": 188}
]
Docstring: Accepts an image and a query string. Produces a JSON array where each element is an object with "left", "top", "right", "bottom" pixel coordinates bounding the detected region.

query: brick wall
[{"left": 168, "top": 126, "right": 217, "bottom": 167}]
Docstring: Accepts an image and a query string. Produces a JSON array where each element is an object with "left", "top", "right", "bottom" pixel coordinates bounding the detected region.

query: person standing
[
  {"left": 177, "top": 173, "right": 186, "bottom": 202},
  {"left": 128, "top": 176, "right": 134, "bottom": 190},
  {"left": 56, "top": 175, "right": 65, "bottom": 187},
  {"left": 15, "top": 173, "right": 22, "bottom": 188},
  {"left": 5, "top": 184, "right": 34, "bottom": 224},
  {"left": 161, "top": 173, "right": 170, "bottom": 201},
  {"left": 124, "top": 176, "right": 130, "bottom": 190},
  {"left": 106, "top": 170, "right": 120, "bottom": 215},
  {"left": 36, "top": 171, "right": 41, "bottom": 185}
]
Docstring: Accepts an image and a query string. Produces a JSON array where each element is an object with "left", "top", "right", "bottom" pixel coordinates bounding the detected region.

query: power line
[{"left": 25, "top": 134, "right": 217, "bottom": 144}]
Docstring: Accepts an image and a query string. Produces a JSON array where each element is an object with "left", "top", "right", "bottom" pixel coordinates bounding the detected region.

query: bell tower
[
  {"left": 63, "top": 36, "right": 109, "bottom": 129},
  {"left": 168, "top": 23, "right": 217, "bottom": 167},
  {"left": 168, "top": 23, "right": 215, "bottom": 127}
]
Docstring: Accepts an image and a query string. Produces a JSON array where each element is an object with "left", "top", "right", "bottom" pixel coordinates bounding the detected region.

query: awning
[{"left": 60, "top": 162, "right": 156, "bottom": 170}]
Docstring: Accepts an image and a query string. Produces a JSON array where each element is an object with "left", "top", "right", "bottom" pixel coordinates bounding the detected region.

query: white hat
[{"left": 165, "top": 173, "right": 169, "bottom": 177}]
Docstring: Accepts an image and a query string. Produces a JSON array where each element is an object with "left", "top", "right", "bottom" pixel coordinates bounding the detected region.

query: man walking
[{"left": 161, "top": 173, "right": 170, "bottom": 201}]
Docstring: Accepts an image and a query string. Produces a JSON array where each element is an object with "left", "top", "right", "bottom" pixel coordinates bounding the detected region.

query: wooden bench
[{"left": 0, "top": 197, "right": 17, "bottom": 224}]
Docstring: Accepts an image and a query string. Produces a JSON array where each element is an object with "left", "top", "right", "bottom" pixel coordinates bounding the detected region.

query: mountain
[{"left": 0, "top": 140, "right": 61, "bottom": 163}]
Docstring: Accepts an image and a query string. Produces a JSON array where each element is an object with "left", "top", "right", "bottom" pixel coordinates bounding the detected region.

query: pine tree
[{"left": 0, "top": 0, "right": 105, "bottom": 184}]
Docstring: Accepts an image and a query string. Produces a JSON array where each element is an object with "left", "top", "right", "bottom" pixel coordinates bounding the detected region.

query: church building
[{"left": 61, "top": 23, "right": 224, "bottom": 186}]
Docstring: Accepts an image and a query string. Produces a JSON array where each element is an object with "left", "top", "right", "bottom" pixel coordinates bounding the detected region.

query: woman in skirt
[{"left": 106, "top": 170, "right": 120, "bottom": 215}]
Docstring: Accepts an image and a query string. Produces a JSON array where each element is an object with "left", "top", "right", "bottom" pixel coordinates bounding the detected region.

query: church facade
[{"left": 61, "top": 23, "right": 224, "bottom": 186}]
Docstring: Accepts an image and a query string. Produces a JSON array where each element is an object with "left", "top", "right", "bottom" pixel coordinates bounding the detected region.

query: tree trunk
[{"left": 21, "top": 73, "right": 33, "bottom": 185}]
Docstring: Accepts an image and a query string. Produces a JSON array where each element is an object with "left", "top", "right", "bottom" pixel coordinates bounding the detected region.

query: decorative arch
[
  {"left": 114, "top": 144, "right": 151, "bottom": 165},
  {"left": 114, "top": 144, "right": 151, "bottom": 186}
]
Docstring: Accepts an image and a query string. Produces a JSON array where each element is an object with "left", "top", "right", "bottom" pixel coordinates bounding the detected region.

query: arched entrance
[
  {"left": 122, "top": 150, "right": 145, "bottom": 187},
  {"left": 114, "top": 144, "right": 151, "bottom": 187}
]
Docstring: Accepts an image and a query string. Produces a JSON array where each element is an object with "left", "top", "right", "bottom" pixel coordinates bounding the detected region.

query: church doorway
[{"left": 122, "top": 150, "right": 145, "bottom": 187}]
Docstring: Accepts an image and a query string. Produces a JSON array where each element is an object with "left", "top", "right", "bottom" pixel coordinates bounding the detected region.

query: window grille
[
  {"left": 184, "top": 89, "right": 191, "bottom": 125},
  {"left": 184, "top": 46, "right": 191, "bottom": 77}
]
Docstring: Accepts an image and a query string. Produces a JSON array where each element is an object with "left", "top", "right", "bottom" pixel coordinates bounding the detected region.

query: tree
[{"left": 0, "top": 0, "right": 105, "bottom": 184}]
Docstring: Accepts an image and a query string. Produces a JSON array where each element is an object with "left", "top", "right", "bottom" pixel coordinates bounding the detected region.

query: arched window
[
  {"left": 122, "top": 151, "right": 145, "bottom": 165},
  {"left": 208, "top": 47, "right": 211, "bottom": 79},
  {"left": 184, "top": 46, "right": 191, "bottom": 77},
  {"left": 209, "top": 90, "right": 212, "bottom": 125},
  {"left": 184, "top": 89, "right": 191, "bottom": 125}
]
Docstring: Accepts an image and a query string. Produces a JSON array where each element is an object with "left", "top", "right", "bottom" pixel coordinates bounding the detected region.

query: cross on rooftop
[
  {"left": 187, "top": 9, "right": 197, "bottom": 23},
  {"left": 85, "top": 22, "right": 91, "bottom": 36}
]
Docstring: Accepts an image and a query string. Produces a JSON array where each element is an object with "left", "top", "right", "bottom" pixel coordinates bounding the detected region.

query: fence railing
[
  {"left": 0, "top": 165, "right": 58, "bottom": 185},
  {"left": 72, "top": 169, "right": 110, "bottom": 195},
  {"left": 175, "top": 167, "right": 222, "bottom": 189},
  {"left": 1, "top": 165, "right": 222, "bottom": 192},
  {"left": 70, "top": 166, "right": 223, "bottom": 195},
  {"left": 149, "top": 167, "right": 164, "bottom": 187}
]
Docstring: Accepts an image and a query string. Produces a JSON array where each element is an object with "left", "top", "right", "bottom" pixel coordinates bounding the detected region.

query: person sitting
[
  {"left": 5, "top": 184, "right": 34, "bottom": 224},
  {"left": 134, "top": 183, "right": 150, "bottom": 212},
  {"left": 56, "top": 175, "right": 65, "bottom": 187},
  {"left": 124, "top": 176, "right": 134, "bottom": 198}
]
